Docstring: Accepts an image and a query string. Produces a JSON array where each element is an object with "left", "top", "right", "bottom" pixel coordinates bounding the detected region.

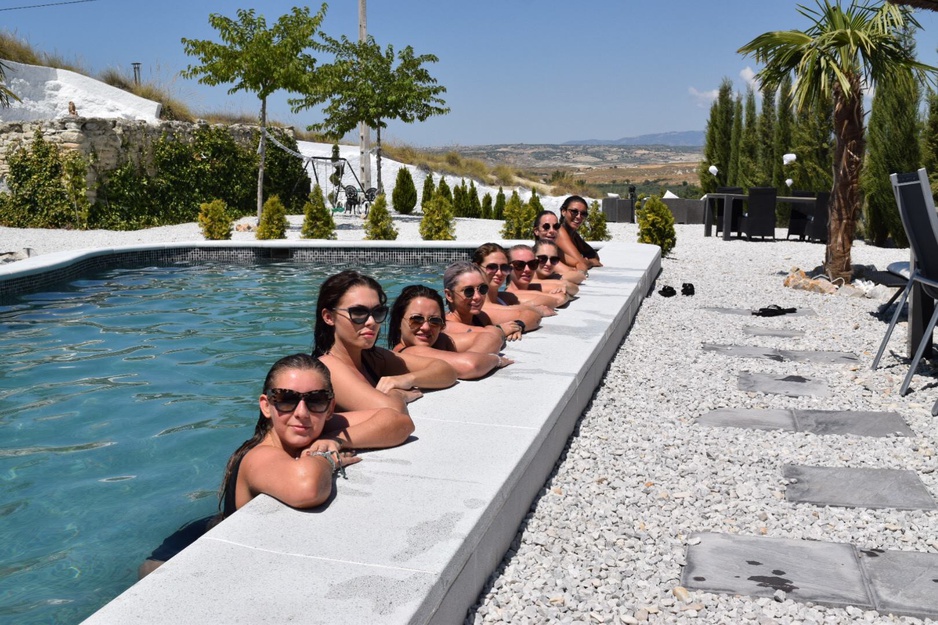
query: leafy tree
[
  {"left": 419, "top": 194, "right": 455, "bottom": 241},
  {"left": 365, "top": 193, "right": 399, "bottom": 240},
  {"left": 862, "top": 70, "right": 919, "bottom": 247},
  {"left": 256, "top": 194, "right": 288, "bottom": 239},
  {"left": 420, "top": 171, "right": 435, "bottom": 211},
  {"left": 500, "top": 190, "right": 527, "bottom": 238},
  {"left": 0, "top": 59, "right": 20, "bottom": 107},
  {"left": 292, "top": 34, "right": 449, "bottom": 193},
  {"left": 301, "top": 184, "right": 337, "bottom": 239},
  {"left": 392, "top": 167, "right": 418, "bottom": 215},
  {"left": 494, "top": 186, "right": 506, "bottom": 220},
  {"left": 740, "top": 0, "right": 937, "bottom": 281},
  {"left": 181, "top": 5, "right": 326, "bottom": 219}
]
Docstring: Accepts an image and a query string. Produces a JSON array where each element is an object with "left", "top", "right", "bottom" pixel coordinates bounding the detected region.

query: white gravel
[{"left": 2, "top": 218, "right": 932, "bottom": 624}]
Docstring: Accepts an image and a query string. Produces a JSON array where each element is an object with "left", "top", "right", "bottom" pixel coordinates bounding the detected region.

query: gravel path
[{"left": 2, "top": 218, "right": 930, "bottom": 624}]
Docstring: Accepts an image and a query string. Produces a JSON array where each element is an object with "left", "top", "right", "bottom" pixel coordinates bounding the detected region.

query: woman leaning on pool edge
[
  {"left": 555, "top": 196, "right": 603, "bottom": 272},
  {"left": 388, "top": 284, "right": 512, "bottom": 380},
  {"left": 532, "top": 210, "right": 587, "bottom": 284},
  {"left": 313, "top": 270, "right": 458, "bottom": 414}
]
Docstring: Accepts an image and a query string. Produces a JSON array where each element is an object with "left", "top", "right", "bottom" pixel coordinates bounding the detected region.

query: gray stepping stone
[
  {"left": 705, "top": 307, "right": 816, "bottom": 317},
  {"left": 778, "top": 349, "right": 859, "bottom": 364},
  {"left": 703, "top": 344, "right": 858, "bottom": 364},
  {"left": 738, "top": 371, "right": 830, "bottom": 397},
  {"left": 860, "top": 549, "right": 938, "bottom": 620},
  {"left": 696, "top": 408, "right": 796, "bottom": 431},
  {"left": 743, "top": 325, "right": 805, "bottom": 338},
  {"left": 793, "top": 410, "right": 912, "bottom": 438},
  {"left": 683, "top": 532, "right": 872, "bottom": 609},
  {"left": 784, "top": 465, "right": 937, "bottom": 510}
]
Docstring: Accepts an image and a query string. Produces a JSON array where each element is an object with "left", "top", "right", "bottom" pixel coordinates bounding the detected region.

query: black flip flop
[
  {"left": 658, "top": 285, "right": 676, "bottom": 297},
  {"left": 752, "top": 304, "right": 797, "bottom": 317},
  {"left": 681, "top": 283, "right": 695, "bottom": 296}
]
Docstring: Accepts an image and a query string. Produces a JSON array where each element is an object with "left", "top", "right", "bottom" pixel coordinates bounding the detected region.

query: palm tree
[
  {"left": 739, "top": 0, "right": 936, "bottom": 282},
  {"left": 1, "top": 60, "right": 20, "bottom": 108}
]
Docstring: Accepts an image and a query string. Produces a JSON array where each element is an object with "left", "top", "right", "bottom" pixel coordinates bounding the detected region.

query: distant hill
[{"left": 565, "top": 130, "right": 704, "bottom": 147}]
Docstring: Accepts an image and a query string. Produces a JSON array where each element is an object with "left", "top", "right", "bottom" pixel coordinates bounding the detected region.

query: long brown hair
[{"left": 218, "top": 353, "right": 332, "bottom": 513}]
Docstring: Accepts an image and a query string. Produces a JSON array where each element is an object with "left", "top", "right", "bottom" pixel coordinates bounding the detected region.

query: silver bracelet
[{"left": 308, "top": 450, "right": 347, "bottom": 479}]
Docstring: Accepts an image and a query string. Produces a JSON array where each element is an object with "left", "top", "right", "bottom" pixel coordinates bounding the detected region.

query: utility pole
[{"left": 358, "top": 0, "right": 372, "bottom": 192}]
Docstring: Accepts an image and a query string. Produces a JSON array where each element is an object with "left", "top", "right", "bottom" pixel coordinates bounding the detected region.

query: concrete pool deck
[{"left": 4, "top": 240, "right": 662, "bottom": 624}]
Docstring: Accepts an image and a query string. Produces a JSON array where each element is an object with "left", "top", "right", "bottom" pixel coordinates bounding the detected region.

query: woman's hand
[
  {"left": 499, "top": 321, "right": 523, "bottom": 341},
  {"left": 375, "top": 373, "right": 416, "bottom": 395}
]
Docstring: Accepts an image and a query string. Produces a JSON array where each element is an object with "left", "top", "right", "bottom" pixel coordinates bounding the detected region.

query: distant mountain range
[{"left": 564, "top": 130, "right": 704, "bottom": 147}]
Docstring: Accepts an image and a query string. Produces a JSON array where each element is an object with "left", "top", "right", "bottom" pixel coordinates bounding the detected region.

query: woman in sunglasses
[
  {"left": 531, "top": 240, "right": 579, "bottom": 297},
  {"left": 471, "top": 242, "right": 549, "bottom": 326},
  {"left": 220, "top": 353, "right": 414, "bottom": 515},
  {"left": 442, "top": 261, "right": 529, "bottom": 341},
  {"left": 532, "top": 211, "right": 586, "bottom": 284},
  {"left": 313, "top": 270, "right": 458, "bottom": 414},
  {"left": 388, "top": 285, "right": 513, "bottom": 380},
  {"left": 555, "top": 196, "right": 603, "bottom": 273},
  {"left": 505, "top": 244, "right": 571, "bottom": 309}
]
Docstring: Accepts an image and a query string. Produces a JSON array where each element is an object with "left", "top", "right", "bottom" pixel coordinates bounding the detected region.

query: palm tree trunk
[
  {"left": 826, "top": 77, "right": 865, "bottom": 283},
  {"left": 257, "top": 97, "right": 267, "bottom": 220}
]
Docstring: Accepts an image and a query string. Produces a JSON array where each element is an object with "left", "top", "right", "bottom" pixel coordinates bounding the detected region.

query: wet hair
[
  {"left": 312, "top": 270, "right": 387, "bottom": 357},
  {"left": 387, "top": 284, "right": 446, "bottom": 348},
  {"left": 471, "top": 242, "right": 507, "bottom": 266},
  {"left": 218, "top": 353, "right": 332, "bottom": 514},
  {"left": 533, "top": 210, "right": 559, "bottom": 239},
  {"left": 442, "top": 261, "right": 486, "bottom": 311},
  {"left": 533, "top": 239, "right": 559, "bottom": 256}
]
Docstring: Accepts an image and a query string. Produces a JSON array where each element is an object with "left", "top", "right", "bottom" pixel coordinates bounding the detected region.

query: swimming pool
[{"left": 0, "top": 259, "right": 451, "bottom": 625}]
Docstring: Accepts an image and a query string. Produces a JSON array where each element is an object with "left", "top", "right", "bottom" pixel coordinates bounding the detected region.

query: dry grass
[{"left": 0, "top": 30, "right": 85, "bottom": 73}]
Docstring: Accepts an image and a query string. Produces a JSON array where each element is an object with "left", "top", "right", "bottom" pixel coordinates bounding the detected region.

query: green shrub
[
  {"left": 301, "top": 184, "right": 337, "bottom": 239},
  {"left": 500, "top": 190, "right": 527, "bottom": 239},
  {"left": 580, "top": 200, "right": 612, "bottom": 242},
  {"left": 391, "top": 167, "right": 417, "bottom": 215},
  {"left": 468, "top": 181, "right": 482, "bottom": 219},
  {"left": 494, "top": 187, "right": 506, "bottom": 220},
  {"left": 481, "top": 193, "right": 493, "bottom": 220},
  {"left": 256, "top": 195, "right": 288, "bottom": 240},
  {"left": 453, "top": 180, "right": 469, "bottom": 218},
  {"left": 198, "top": 198, "right": 233, "bottom": 240},
  {"left": 419, "top": 195, "right": 455, "bottom": 241},
  {"left": 261, "top": 128, "right": 311, "bottom": 213},
  {"left": 0, "top": 128, "right": 90, "bottom": 228},
  {"left": 364, "top": 194, "right": 399, "bottom": 240},
  {"left": 436, "top": 178, "right": 453, "bottom": 205},
  {"left": 420, "top": 172, "right": 435, "bottom": 212},
  {"left": 637, "top": 195, "right": 676, "bottom": 256}
]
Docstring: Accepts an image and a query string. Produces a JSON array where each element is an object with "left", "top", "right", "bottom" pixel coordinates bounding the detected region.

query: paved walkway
[{"left": 685, "top": 311, "right": 938, "bottom": 620}]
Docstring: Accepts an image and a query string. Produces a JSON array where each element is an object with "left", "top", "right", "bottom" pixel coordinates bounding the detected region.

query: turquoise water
[{"left": 0, "top": 261, "right": 445, "bottom": 625}]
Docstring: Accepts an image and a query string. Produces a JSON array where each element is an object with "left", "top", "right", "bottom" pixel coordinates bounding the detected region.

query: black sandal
[
  {"left": 752, "top": 304, "right": 797, "bottom": 317},
  {"left": 658, "top": 285, "right": 676, "bottom": 297},
  {"left": 681, "top": 283, "right": 695, "bottom": 296}
]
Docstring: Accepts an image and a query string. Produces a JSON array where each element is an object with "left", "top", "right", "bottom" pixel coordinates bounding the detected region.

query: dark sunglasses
[
  {"left": 458, "top": 284, "right": 489, "bottom": 298},
  {"left": 510, "top": 259, "right": 539, "bottom": 271},
  {"left": 266, "top": 388, "right": 334, "bottom": 413},
  {"left": 483, "top": 263, "right": 511, "bottom": 274},
  {"left": 333, "top": 305, "right": 389, "bottom": 325},
  {"left": 564, "top": 208, "right": 588, "bottom": 218},
  {"left": 537, "top": 255, "right": 561, "bottom": 265},
  {"left": 406, "top": 314, "right": 446, "bottom": 330},
  {"left": 539, "top": 222, "right": 561, "bottom": 231}
]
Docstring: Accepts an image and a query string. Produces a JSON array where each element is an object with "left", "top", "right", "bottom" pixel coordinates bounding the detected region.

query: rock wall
[{"left": 0, "top": 118, "right": 277, "bottom": 204}]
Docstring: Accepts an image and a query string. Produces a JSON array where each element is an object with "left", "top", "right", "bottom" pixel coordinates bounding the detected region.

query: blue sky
[{"left": 5, "top": 0, "right": 938, "bottom": 146}]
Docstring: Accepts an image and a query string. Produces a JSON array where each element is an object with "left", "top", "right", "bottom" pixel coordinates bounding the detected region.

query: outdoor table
[{"left": 704, "top": 193, "right": 817, "bottom": 241}]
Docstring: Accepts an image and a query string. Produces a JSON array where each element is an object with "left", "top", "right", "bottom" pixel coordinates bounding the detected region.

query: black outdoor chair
[
  {"left": 786, "top": 189, "right": 814, "bottom": 240},
  {"left": 712, "top": 186, "right": 744, "bottom": 237},
  {"left": 871, "top": 168, "right": 938, "bottom": 398},
  {"left": 362, "top": 187, "right": 378, "bottom": 213},
  {"left": 344, "top": 185, "right": 362, "bottom": 214},
  {"left": 739, "top": 187, "right": 777, "bottom": 240},
  {"left": 805, "top": 191, "right": 829, "bottom": 243}
]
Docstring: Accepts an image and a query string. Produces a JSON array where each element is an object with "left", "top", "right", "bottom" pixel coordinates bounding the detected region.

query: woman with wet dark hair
[
  {"left": 313, "top": 270, "right": 457, "bottom": 414},
  {"left": 470, "top": 243, "right": 548, "bottom": 327},
  {"left": 388, "top": 284, "right": 511, "bottom": 380},
  {"left": 556, "top": 195, "right": 603, "bottom": 272},
  {"left": 533, "top": 210, "right": 586, "bottom": 284}
]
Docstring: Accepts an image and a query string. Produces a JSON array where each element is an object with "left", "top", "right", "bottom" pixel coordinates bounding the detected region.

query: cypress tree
[
  {"left": 698, "top": 99, "right": 722, "bottom": 193},
  {"left": 364, "top": 193, "right": 399, "bottom": 240},
  {"left": 500, "top": 190, "right": 526, "bottom": 238},
  {"left": 494, "top": 186, "right": 506, "bottom": 220},
  {"left": 758, "top": 85, "right": 776, "bottom": 186},
  {"left": 419, "top": 194, "right": 455, "bottom": 240},
  {"left": 468, "top": 181, "right": 482, "bottom": 219},
  {"left": 481, "top": 193, "right": 493, "bottom": 220},
  {"left": 737, "top": 88, "right": 760, "bottom": 190},
  {"left": 773, "top": 74, "right": 795, "bottom": 190},
  {"left": 791, "top": 95, "right": 834, "bottom": 195},
  {"left": 391, "top": 167, "right": 417, "bottom": 215},
  {"left": 728, "top": 94, "right": 743, "bottom": 186},
  {"left": 301, "top": 184, "right": 337, "bottom": 239},
  {"left": 452, "top": 179, "right": 469, "bottom": 218},
  {"left": 437, "top": 177, "right": 453, "bottom": 205},
  {"left": 420, "top": 172, "right": 435, "bottom": 212},
  {"left": 922, "top": 89, "right": 938, "bottom": 202},
  {"left": 715, "top": 78, "right": 734, "bottom": 187}
]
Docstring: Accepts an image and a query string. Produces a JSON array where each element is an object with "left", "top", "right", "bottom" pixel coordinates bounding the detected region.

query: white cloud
[
  {"left": 688, "top": 86, "right": 719, "bottom": 108},
  {"left": 740, "top": 66, "right": 760, "bottom": 88}
]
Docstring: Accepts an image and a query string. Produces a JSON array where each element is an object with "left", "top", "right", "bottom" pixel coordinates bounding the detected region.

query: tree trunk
[
  {"left": 376, "top": 125, "right": 383, "bottom": 194},
  {"left": 825, "top": 76, "right": 865, "bottom": 284},
  {"left": 257, "top": 98, "right": 267, "bottom": 220}
]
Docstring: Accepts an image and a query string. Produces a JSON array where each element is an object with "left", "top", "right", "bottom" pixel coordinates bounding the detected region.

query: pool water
[{"left": 0, "top": 261, "right": 446, "bottom": 625}]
